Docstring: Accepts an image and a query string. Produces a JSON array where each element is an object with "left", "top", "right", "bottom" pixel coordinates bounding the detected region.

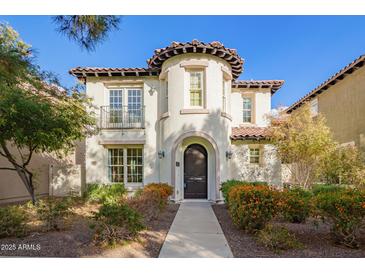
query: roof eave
[{"left": 286, "top": 55, "right": 365, "bottom": 114}]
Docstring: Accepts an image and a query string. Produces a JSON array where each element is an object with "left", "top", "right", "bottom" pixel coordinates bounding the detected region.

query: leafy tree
[
  {"left": 269, "top": 104, "right": 336, "bottom": 189},
  {"left": 320, "top": 145, "right": 365, "bottom": 187},
  {"left": 0, "top": 23, "right": 96, "bottom": 203},
  {"left": 53, "top": 16, "right": 120, "bottom": 51}
]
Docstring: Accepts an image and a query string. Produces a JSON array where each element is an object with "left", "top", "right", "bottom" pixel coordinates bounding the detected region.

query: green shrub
[
  {"left": 35, "top": 197, "right": 72, "bottom": 231},
  {"left": 227, "top": 184, "right": 278, "bottom": 232},
  {"left": 256, "top": 224, "right": 303, "bottom": 253},
  {"left": 314, "top": 188, "right": 365, "bottom": 248},
  {"left": 221, "top": 180, "right": 267, "bottom": 202},
  {"left": 84, "top": 183, "right": 126, "bottom": 204},
  {"left": 279, "top": 187, "right": 312, "bottom": 223},
  {"left": 0, "top": 205, "right": 28, "bottom": 238},
  {"left": 93, "top": 202, "right": 144, "bottom": 246},
  {"left": 312, "top": 184, "right": 344, "bottom": 195}
]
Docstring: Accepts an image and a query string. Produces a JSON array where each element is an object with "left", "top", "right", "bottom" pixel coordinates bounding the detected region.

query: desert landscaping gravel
[{"left": 212, "top": 204, "right": 365, "bottom": 258}]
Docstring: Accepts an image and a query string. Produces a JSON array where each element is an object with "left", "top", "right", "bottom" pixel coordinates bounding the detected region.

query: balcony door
[{"left": 107, "top": 88, "right": 143, "bottom": 128}]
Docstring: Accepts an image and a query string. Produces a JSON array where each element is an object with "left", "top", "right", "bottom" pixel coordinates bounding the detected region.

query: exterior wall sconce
[
  {"left": 226, "top": 150, "right": 233, "bottom": 160},
  {"left": 158, "top": 150, "right": 165, "bottom": 159}
]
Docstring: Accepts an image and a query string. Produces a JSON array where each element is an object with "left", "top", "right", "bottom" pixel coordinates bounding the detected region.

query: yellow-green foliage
[
  {"left": 270, "top": 104, "right": 336, "bottom": 188},
  {"left": 320, "top": 145, "right": 365, "bottom": 187}
]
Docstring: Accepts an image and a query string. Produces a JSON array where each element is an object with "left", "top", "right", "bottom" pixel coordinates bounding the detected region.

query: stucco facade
[
  {"left": 68, "top": 41, "right": 285, "bottom": 202},
  {"left": 287, "top": 54, "right": 365, "bottom": 152}
]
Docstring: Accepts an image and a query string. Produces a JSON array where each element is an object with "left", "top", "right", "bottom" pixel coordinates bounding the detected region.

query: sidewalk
[{"left": 158, "top": 201, "right": 233, "bottom": 258}]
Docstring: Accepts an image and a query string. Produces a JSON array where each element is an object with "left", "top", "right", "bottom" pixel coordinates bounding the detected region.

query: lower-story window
[
  {"left": 249, "top": 147, "right": 260, "bottom": 164},
  {"left": 127, "top": 148, "right": 143, "bottom": 183},
  {"left": 108, "top": 147, "right": 143, "bottom": 184}
]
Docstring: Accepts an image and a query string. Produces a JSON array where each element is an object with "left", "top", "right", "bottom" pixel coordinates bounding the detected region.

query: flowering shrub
[
  {"left": 221, "top": 180, "right": 267, "bottom": 203},
  {"left": 279, "top": 187, "right": 313, "bottom": 223},
  {"left": 227, "top": 184, "right": 279, "bottom": 232},
  {"left": 314, "top": 188, "right": 365, "bottom": 248},
  {"left": 0, "top": 205, "right": 28, "bottom": 238}
]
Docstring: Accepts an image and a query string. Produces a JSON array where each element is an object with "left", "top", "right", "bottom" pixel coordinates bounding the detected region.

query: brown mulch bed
[
  {"left": 212, "top": 204, "right": 365, "bottom": 258},
  {"left": 0, "top": 203, "right": 179, "bottom": 258}
]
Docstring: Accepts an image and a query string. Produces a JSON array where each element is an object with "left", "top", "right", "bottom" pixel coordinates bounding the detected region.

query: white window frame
[
  {"left": 107, "top": 146, "right": 144, "bottom": 185},
  {"left": 222, "top": 78, "right": 227, "bottom": 113},
  {"left": 248, "top": 145, "right": 263, "bottom": 165},
  {"left": 188, "top": 70, "right": 205, "bottom": 108},
  {"left": 165, "top": 80, "right": 169, "bottom": 110},
  {"left": 108, "top": 87, "right": 143, "bottom": 108},
  {"left": 310, "top": 98, "right": 318, "bottom": 117},
  {"left": 243, "top": 96, "right": 253, "bottom": 123}
]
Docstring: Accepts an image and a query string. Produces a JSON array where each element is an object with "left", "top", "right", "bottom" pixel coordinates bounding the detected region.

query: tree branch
[
  {"left": 0, "top": 167, "right": 16, "bottom": 171},
  {"left": 23, "top": 144, "right": 36, "bottom": 167},
  {"left": 0, "top": 142, "right": 24, "bottom": 169}
]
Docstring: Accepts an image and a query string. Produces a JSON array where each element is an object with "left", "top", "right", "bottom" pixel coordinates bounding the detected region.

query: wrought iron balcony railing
[{"left": 100, "top": 105, "right": 145, "bottom": 129}]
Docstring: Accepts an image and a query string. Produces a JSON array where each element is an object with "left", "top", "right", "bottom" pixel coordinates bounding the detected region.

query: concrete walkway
[{"left": 158, "top": 201, "right": 233, "bottom": 258}]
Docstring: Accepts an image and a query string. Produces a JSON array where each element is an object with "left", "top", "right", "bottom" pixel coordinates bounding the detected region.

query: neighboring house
[
  {"left": 286, "top": 55, "right": 365, "bottom": 152},
  {"left": 69, "top": 40, "right": 285, "bottom": 202}
]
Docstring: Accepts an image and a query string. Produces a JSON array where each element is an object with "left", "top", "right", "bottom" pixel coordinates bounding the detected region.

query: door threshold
[{"left": 182, "top": 199, "right": 210, "bottom": 203}]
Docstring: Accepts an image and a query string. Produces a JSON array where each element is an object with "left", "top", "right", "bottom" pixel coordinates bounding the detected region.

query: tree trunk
[
  {"left": 13, "top": 165, "right": 36, "bottom": 204},
  {"left": 1, "top": 143, "right": 37, "bottom": 204}
]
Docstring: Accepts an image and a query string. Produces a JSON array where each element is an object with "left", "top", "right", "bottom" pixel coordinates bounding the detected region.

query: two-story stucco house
[
  {"left": 69, "top": 40, "right": 284, "bottom": 202},
  {"left": 286, "top": 54, "right": 365, "bottom": 152}
]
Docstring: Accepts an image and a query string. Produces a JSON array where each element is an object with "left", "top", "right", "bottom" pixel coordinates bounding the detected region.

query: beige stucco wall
[
  {"left": 231, "top": 88, "right": 272, "bottom": 127},
  {"left": 82, "top": 53, "right": 281, "bottom": 201},
  {"left": 0, "top": 145, "right": 79, "bottom": 204},
  {"left": 230, "top": 141, "right": 282, "bottom": 186},
  {"left": 307, "top": 67, "right": 365, "bottom": 151},
  {"left": 84, "top": 77, "right": 160, "bottom": 189}
]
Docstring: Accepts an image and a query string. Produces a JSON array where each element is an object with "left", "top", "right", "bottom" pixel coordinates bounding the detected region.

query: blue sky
[{"left": 1, "top": 15, "right": 365, "bottom": 108}]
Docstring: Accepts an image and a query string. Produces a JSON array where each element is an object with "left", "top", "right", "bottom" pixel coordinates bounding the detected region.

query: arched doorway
[{"left": 183, "top": 144, "right": 208, "bottom": 199}]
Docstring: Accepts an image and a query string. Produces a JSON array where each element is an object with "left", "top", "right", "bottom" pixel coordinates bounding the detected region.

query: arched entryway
[
  {"left": 171, "top": 131, "right": 220, "bottom": 202},
  {"left": 184, "top": 144, "right": 208, "bottom": 199}
]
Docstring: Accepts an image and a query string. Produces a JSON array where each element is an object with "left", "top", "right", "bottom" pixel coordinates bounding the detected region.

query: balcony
[{"left": 100, "top": 105, "right": 145, "bottom": 129}]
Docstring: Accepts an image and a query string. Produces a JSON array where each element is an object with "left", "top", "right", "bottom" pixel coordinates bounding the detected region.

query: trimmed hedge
[
  {"left": 221, "top": 180, "right": 267, "bottom": 202},
  {"left": 227, "top": 184, "right": 278, "bottom": 232},
  {"left": 279, "top": 187, "right": 313, "bottom": 223}
]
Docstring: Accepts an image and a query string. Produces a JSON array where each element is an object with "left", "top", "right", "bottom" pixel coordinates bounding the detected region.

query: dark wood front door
[{"left": 184, "top": 144, "right": 207, "bottom": 199}]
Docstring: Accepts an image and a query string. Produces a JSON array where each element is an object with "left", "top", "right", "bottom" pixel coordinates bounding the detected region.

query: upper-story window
[
  {"left": 109, "top": 88, "right": 142, "bottom": 109},
  {"left": 165, "top": 80, "right": 169, "bottom": 110},
  {"left": 105, "top": 88, "right": 143, "bottom": 128},
  {"left": 222, "top": 78, "right": 227, "bottom": 113},
  {"left": 109, "top": 89, "right": 123, "bottom": 109},
  {"left": 310, "top": 98, "right": 318, "bottom": 117},
  {"left": 243, "top": 97, "right": 252, "bottom": 123},
  {"left": 189, "top": 70, "right": 204, "bottom": 107}
]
